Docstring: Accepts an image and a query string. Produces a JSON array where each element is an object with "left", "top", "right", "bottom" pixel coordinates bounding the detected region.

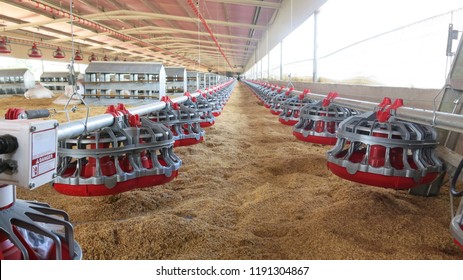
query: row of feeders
[
  {"left": 244, "top": 78, "right": 460, "bottom": 250},
  {"left": 54, "top": 80, "right": 234, "bottom": 196},
  {"left": 0, "top": 80, "right": 235, "bottom": 260},
  {"left": 244, "top": 80, "right": 444, "bottom": 190}
]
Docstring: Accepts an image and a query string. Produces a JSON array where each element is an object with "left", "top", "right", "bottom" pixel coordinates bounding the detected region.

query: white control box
[{"left": 0, "top": 119, "right": 58, "bottom": 189}]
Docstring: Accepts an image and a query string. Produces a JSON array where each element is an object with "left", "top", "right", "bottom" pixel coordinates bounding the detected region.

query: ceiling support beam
[{"left": 205, "top": 0, "right": 281, "bottom": 9}]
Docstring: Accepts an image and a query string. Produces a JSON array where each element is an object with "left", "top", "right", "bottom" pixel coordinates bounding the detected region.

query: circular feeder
[
  {"left": 54, "top": 104, "right": 181, "bottom": 196},
  {"left": 149, "top": 97, "right": 205, "bottom": 147},
  {"left": 293, "top": 92, "right": 358, "bottom": 143},
  {"left": 0, "top": 184, "right": 82, "bottom": 259},
  {"left": 326, "top": 98, "right": 443, "bottom": 189},
  {"left": 270, "top": 88, "right": 294, "bottom": 115},
  {"left": 279, "top": 89, "right": 313, "bottom": 125}
]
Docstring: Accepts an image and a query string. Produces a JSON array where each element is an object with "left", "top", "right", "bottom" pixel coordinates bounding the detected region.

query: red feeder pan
[
  {"left": 174, "top": 136, "right": 204, "bottom": 147},
  {"left": 54, "top": 166, "right": 178, "bottom": 196},
  {"left": 293, "top": 131, "right": 337, "bottom": 145},
  {"left": 200, "top": 121, "right": 215, "bottom": 128}
]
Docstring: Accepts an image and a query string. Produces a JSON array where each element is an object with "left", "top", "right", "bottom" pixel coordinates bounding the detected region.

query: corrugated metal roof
[
  {"left": 0, "top": 68, "right": 30, "bottom": 77},
  {"left": 0, "top": 0, "right": 289, "bottom": 73},
  {"left": 41, "top": 72, "right": 80, "bottom": 78},
  {"left": 165, "top": 67, "right": 186, "bottom": 77},
  {"left": 85, "top": 61, "right": 164, "bottom": 74}
]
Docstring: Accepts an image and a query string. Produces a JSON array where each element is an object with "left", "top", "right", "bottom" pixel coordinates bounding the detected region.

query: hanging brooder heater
[
  {"left": 74, "top": 49, "right": 84, "bottom": 61},
  {"left": 0, "top": 37, "right": 12, "bottom": 54},
  {"left": 52, "top": 46, "right": 66, "bottom": 59},
  {"left": 293, "top": 92, "right": 358, "bottom": 143},
  {"left": 88, "top": 53, "right": 98, "bottom": 62},
  {"left": 27, "top": 43, "right": 43, "bottom": 58},
  {"left": 326, "top": 98, "right": 443, "bottom": 189}
]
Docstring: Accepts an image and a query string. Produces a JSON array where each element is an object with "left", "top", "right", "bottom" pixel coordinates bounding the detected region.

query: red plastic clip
[
  {"left": 298, "top": 89, "right": 310, "bottom": 100},
  {"left": 322, "top": 92, "right": 339, "bottom": 107},
  {"left": 105, "top": 103, "right": 130, "bottom": 116},
  {"left": 161, "top": 96, "right": 180, "bottom": 110},
  {"left": 376, "top": 98, "right": 403, "bottom": 122},
  {"left": 376, "top": 97, "right": 392, "bottom": 111},
  {"left": 5, "top": 108, "right": 25, "bottom": 120},
  {"left": 285, "top": 87, "right": 294, "bottom": 96}
]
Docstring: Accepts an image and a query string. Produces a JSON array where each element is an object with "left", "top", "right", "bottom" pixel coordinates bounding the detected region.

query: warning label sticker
[{"left": 31, "top": 128, "right": 57, "bottom": 179}]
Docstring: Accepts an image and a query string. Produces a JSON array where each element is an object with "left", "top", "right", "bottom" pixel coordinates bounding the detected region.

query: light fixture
[
  {"left": 53, "top": 46, "right": 66, "bottom": 59},
  {"left": 88, "top": 53, "right": 98, "bottom": 62},
  {"left": 0, "top": 37, "right": 12, "bottom": 54},
  {"left": 74, "top": 49, "right": 84, "bottom": 61},
  {"left": 27, "top": 43, "right": 43, "bottom": 58}
]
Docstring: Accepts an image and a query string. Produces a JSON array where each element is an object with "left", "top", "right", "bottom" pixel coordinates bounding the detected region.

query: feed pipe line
[
  {"left": 57, "top": 81, "right": 234, "bottom": 140},
  {"left": 243, "top": 80, "right": 463, "bottom": 134}
]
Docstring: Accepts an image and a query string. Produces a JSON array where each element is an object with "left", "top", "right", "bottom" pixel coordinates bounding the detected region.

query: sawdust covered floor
[{"left": 11, "top": 84, "right": 463, "bottom": 260}]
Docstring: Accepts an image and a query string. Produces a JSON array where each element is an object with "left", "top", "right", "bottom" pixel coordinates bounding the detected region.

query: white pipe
[
  {"left": 58, "top": 81, "right": 234, "bottom": 140},
  {"left": 243, "top": 80, "right": 463, "bottom": 134}
]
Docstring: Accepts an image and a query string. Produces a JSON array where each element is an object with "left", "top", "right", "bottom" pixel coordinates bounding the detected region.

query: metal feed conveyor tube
[
  {"left": 242, "top": 80, "right": 463, "bottom": 134},
  {"left": 57, "top": 89, "right": 208, "bottom": 141}
]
